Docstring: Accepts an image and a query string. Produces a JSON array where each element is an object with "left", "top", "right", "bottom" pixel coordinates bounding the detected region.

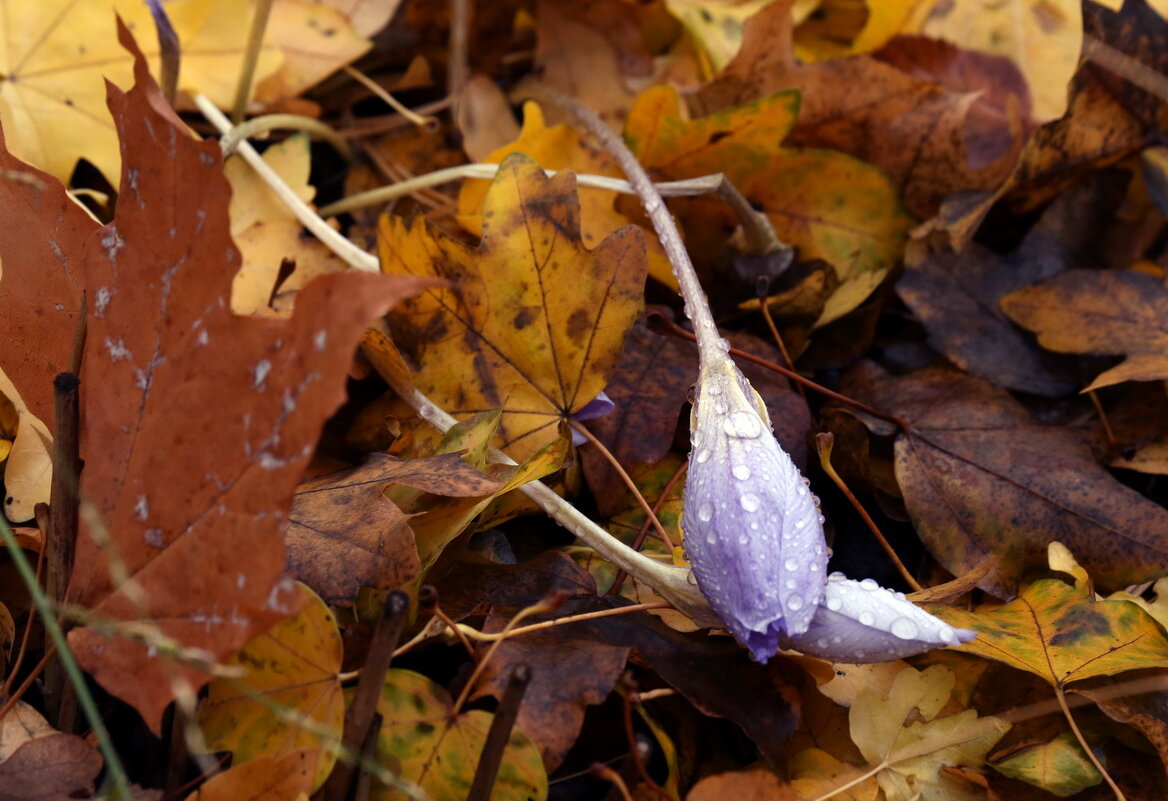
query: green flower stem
[{"left": 0, "top": 517, "right": 131, "bottom": 799}]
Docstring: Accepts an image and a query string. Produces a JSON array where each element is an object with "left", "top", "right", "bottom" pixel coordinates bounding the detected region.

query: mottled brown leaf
[
  {"left": 694, "top": 1, "right": 1024, "bottom": 219},
  {"left": 287, "top": 453, "right": 502, "bottom": 604},
  {"left": 898, "top": 174, "right": 1128, "bottom": 396},
  {"left": 1001, "top": 269, "right": 1168, "bottom": 392},
  {"left": 0, "top": 734, "right": 102, "bottom": 801},
  {"left": 847, "top": 363, "right": 1168, "bottom": 596}
]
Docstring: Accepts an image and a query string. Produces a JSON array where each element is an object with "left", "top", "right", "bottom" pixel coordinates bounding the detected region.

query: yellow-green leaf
[
  {"left": 369, "top": 668, "right": 547, "bottom": 801},
  {"left": 197, "top": 583, "right": 343, "bottom": 791},
  {"left": 928, "top": 576, "right": 1168, "bottom": 687},
  {"left": 991, "top": 732, "right": 1103, "bottom": 797}
]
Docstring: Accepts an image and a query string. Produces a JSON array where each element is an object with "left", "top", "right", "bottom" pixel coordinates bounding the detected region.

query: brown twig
[
  {"left": 607, "top": 459, "right": 688, "bottom": 596},
  {"left": 756, "top": 276, "right": 806, "bottom": 405},
  {"left": 467, "top": 664, "right": 532, "bottom": 801},
  {"left": 816, "top": 433, "right": 921, "bottom": 591},
  {"left": 570, "top": 421, "right": 674, "bottom": 549},
  {"left": 45, "top": 372, "right": 80, "bottom": 731},
  {"left": 647, "top": 311, "right": 907, "bottom": 429},
  {"left": 324, "top": 591, "right": 410, "bottom": 801}
]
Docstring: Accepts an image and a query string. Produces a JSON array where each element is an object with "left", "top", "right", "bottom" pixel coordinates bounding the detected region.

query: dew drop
[
  {"left": 708, "top": 381, "right": 723, "bottom": 396},
  {"left": 738, "top": 534, "right": 749, "bottom": 545},
  {"left": 718, "top": 337, "right": 731, "bottom": 352},
  {"left": 832, "top": 635, "right": 842, "bottom": 644},
  {"left": 740, "top": 493, "right": 761, "bottom": 512},
  {"left": 787, "top": 596, "right": 804, "bottom": 611},
  {"left": 826, "top": 596, "right": 843, "bottom": 612},
  {"left": 890, "top": 618, "right": 919, "bottom": 640},
  {"left": 938, "top": 626, "right": 956, "bottom": 644},
  {"left": 783, "top": 557, "right": 799, "bottom": 571},
  {"left": 749, "top": 521, "right": 759, "bottom": 530},
  {"left": 858, "top": 611, "right": 876, "bottom": 626},
  {"left": 714, "top": 399, "right": 729, "bottom": 414},
  {"left": 723, "top": 410, "right": 762, "bottom": 438},
  {"left": 732, "top": 464, "right": 751, "bottom": 480},
  {"left": 706, "top": 533, "right": 717, "bottom": 544},
  {"left": 785, "top": 578, "right": 797, "bottom": 589},
  {"left": 796, "top": 484, "right": 808, "bottom": 496},
  {"left": 818, "top": 514, "right": 826, "bottom": 524},
  {"left": 695, "top": 449, "right": 712, "bottom": 464},
  {"left": 859, "top": 578, "right": 879, "bottom": 591},
  {"left": 794, "top": 518, "right": 806, "bottom": 530},
  {"left": 697, "top": 503, "right": 714, "bottom": 522}
]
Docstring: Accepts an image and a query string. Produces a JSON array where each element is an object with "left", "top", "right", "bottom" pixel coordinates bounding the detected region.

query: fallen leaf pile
[{"left": 0, "top": 0, "right": 1167, "bottom": 799}]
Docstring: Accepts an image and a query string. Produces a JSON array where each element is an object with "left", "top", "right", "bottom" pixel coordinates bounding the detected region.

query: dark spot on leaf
[
  {"left": 708, "top": 131, "right": 732, "bottom": 145},
  {"left": 513, "top": 307, "right": 537, "bottom": 329},
  {"left": 566, "top": 308, "right": 591, "bottom": 344},
  {"left": 1049, "top": 607, "right": 1113, "bottom": 647},
  {"left": 416, "top": 721, "right": 435, "bottom": 734}
]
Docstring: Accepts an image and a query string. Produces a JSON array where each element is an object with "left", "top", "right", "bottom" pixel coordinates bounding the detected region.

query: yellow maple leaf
[
  {"left": 457, "top": 102, "right": 676, "bottom": 289},
  {"left": 226, "top": 134, "right": 346, "bottom": 316},
  {"left": 0, "top": 0, "right": 282, "bottom": 182},
  {"left": 378, "top": 153, "right": 647, "bottom": 461}
]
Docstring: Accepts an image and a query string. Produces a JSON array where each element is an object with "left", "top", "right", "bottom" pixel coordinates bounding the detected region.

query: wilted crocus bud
[
  {"left": 782, "top": 573, "right": 977, "bottom": 662},
  {"left": 683, "top": 358, "right": 829, "bottom": 662}
]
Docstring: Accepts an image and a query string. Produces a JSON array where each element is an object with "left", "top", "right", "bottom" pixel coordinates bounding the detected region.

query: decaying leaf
[
  {"left": 928, "top": 570, "right": 1168, "bottom": 687},
  {"left": 0, "top": 702, "right": 103, "bottom": 799},
  {"left": 1001, "top": 269, "right": 1168, "bottom": 391},
  {"left": 379, "top": 152, "right": 647, "bottom": 461},
  {"left": 59, "top": 28, "right": 432, "bottom": 731},
  {"left": 991, "top": 732, "right": 1102, "bottom": 797},
  {"left": 695, "top": 0, "right": 1025, "bottom": 219},
  {"left": 625, "top": 85, "right": 913, "bottom": 326},
  {"left": 370, "top": 668, "right": 548, "bottom": 801},
  {"left": 196, "top": 584, "right": 343, "bottom": 789},
  {"left": 285, "top": 451, "right": 500, "bottom": 604},
  {"left": 846, "top": 362, "right": 1168, "bottom": 595},
  {"left": 457, "top": 101, "right": 675, "bottom": 287}
]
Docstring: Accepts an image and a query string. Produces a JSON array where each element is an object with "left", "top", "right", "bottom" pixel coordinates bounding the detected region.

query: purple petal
[
  {"left": 781, "top": 573, "right": 978, "bottom": 663},
  {"left": 571, "top": 391, "right": 616, "bottom": 446},
  {"left": 683, "top": 361, "right": 828, "bottom": 662}
]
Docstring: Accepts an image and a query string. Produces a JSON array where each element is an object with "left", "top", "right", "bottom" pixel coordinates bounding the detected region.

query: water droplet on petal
[
  {"left": 723, "top": 410, "right": 762, "bottom": 438},
  {"left": 858, "top": 611, "right": 876, "bottom": 626},
  {"left": 860, "top": 578, "right": 879, "bottom": 591},
  {"left": 890, "top": 618, "right": 919, "bottom": 640},
  {"left": 714, "top": 399, "right": 729, "bottom": 414},
  {"left": 732, "top": 464, "right": 751, "bottom": 480},
  {"left": 783, "top": 557, "right": 799, "bottom": 571},
  {"left": 740, "top": 493, "right": 760, "bottom": 512},
  {"left": 706, "top": 533, "right": 716, "bottom": 544},
  {"left": 794, "top": 518, "right": 806, "bottom": 530},
  {"left": 785, "top": 578, "right": 797, "bottom": 589},
  {"left": 697, "top": 503, "right": 713, "bottom": 522},
  {"left": 708, "top": 381, "right": 723, "bottom": 396},
  {"left": 738, "top": 534, "right": 749, "bottom": 545},
  {"left": 938, "top": 626, "right": 956, "bottom": 644},
  {"left": 796, "top": 485, "right": 808, "bottom": 496},
  {"left": 787, "top": 596, "right": 804, "bottom": 611},
  {"left": 826, "top": 597, "right": 843, "bottom": 612}
]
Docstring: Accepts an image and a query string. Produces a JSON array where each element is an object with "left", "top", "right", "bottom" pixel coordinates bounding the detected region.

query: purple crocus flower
[
  {"left": 683, "top": 359, "right": 829, "bottom": 662},
  {"left": 570, "top": 391, "right": 615, "bottom": 446},
  {"left": 782, "top": 573, "right": 978, "bottom": 662}
]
